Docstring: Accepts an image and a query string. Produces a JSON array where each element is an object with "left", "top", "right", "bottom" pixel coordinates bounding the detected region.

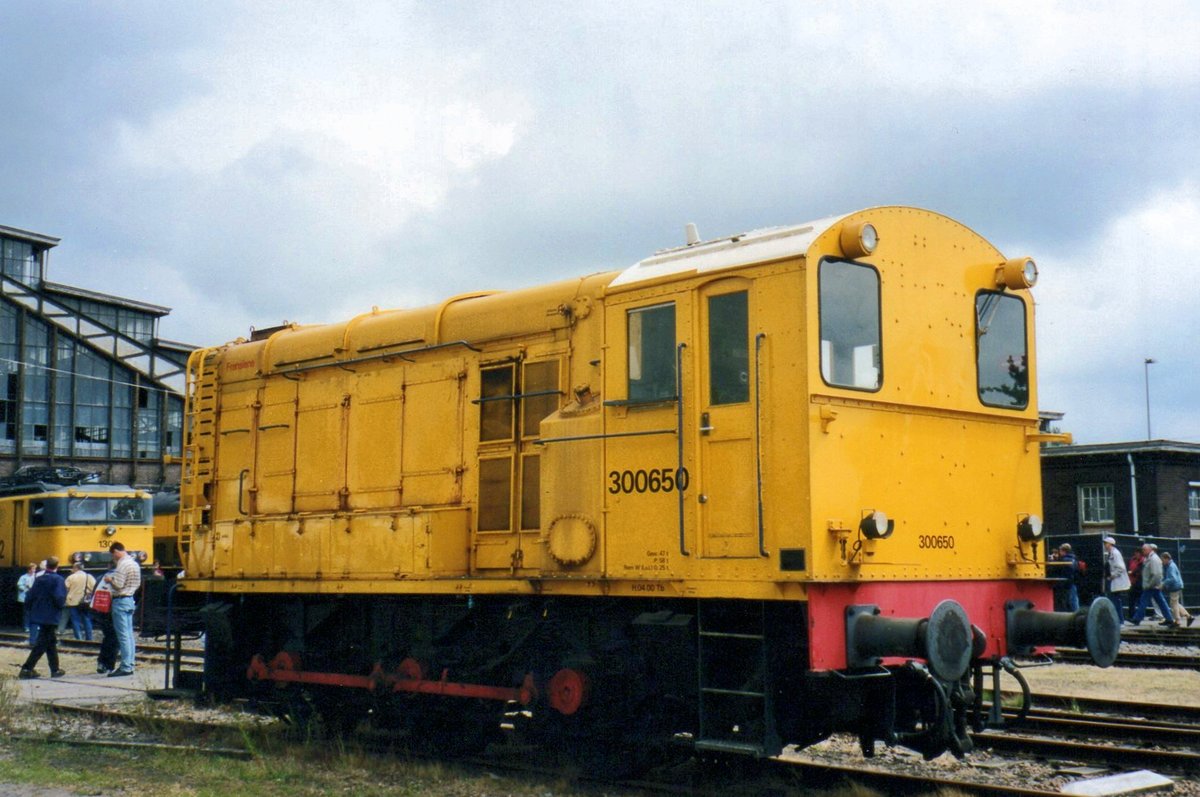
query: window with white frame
[
  {"left": 1189, "top": 482, "right": 1200, "bottom": 526},
  {"left": 1079, "top": 483, "right": 1115, "bottom": 525}
]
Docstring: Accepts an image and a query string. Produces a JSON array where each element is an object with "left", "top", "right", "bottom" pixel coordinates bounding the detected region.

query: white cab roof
[{"left": 609, "top": 213, "right": 847, "bottom": 288}]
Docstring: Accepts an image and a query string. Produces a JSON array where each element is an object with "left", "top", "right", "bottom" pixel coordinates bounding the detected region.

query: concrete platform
[{"left": 13, "top": 668, "right": 158, "bottom": 707}]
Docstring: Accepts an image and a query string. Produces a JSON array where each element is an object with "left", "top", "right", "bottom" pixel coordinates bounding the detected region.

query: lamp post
[{"left": 1144, "top": 358, "right": 1156, "bottom": 440}]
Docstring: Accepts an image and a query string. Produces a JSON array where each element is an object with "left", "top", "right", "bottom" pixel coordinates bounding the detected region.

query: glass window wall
[{"left": 1, "top": 238, "right": 38, "bottom": 284}]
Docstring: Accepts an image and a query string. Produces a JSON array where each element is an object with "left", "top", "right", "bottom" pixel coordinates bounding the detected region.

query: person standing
[
  {"left": 1126, "top": 544, "right": 1146, "bottom": 618},
  {"left": 1057, "top": 543, "right": 1081, "bottom": 612},
  {"left": 1102, "top": 537, "right": 1132, "bottom": 624},
  {"left": 16, "top": 563, "right": 36, "bottom": 640},
  {"left": 1160, "top": 552, "right": 1193, "bottom": 628},
  {"left": 64, "top": 562, "right": 97, "bottom": 641},
  {"left": 1130, "top": 543, "right": 1174, "bottom": 626},
  {"left": 18, "top": 557, "right": 67, "bottom": 679},
  {"left": 92, "top": 570, "right": 118, "bottom": 674},
  {"left": 104, "top": 541, "right": 141, "bottom": 677}
]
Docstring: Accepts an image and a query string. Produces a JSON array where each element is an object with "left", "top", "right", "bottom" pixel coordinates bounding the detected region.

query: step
[
  {"left": 701, "top": 687, "right": 765, "bottom": 698},
  {"left": 699, "top": 630, "right": 764, "bottom": 640},
  {"left": 693, "top": 739, "right": 765, "bottom": 756}
]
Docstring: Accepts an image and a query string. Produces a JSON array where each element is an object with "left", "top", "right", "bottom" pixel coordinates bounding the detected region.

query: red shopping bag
[{"left": 91, "top": 589, "right": 111, "bottom": 614}]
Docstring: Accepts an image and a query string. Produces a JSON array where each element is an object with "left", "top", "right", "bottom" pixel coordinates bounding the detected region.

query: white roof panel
[{"left": 609, "top": 213, "right": 847, "bottom": 288}]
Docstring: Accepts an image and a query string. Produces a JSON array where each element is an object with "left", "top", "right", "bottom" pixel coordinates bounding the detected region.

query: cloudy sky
[{"left": 1, "top": 2, "right": 1197, "bottom": 444}]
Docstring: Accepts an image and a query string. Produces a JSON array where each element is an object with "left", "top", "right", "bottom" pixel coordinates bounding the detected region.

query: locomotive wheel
[
  {"left": 378, "top": 696, "right": 501, "bottom": 756},
  {"left": 275, "top": 686, "right": 362, "bottom": 740}
]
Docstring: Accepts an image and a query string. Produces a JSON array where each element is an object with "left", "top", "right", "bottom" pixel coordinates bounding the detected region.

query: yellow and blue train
[
  {"left": 177, "top": 206, "right": 1119, "bottom": 764},
  {"left": 1, "top": 473, "right": 153, "bottom": 626}
]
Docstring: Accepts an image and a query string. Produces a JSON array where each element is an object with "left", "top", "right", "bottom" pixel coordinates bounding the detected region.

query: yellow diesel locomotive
[
  {"left": 178, "top": 206, "right": 1118, "bottom": 763},
  {"left": 1, "top": 478, "right": 153, "bottom": 625}
]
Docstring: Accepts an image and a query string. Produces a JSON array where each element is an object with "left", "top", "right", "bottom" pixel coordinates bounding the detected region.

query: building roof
[
  {"left": 42, "top": 281, "right": 171, "bottom": 316},
  {"left": 1041, "top": 440, "right": 1200, "bottom": 458},
  {"left": 0, "top": 224, "right": 60, "bottom": 248}
]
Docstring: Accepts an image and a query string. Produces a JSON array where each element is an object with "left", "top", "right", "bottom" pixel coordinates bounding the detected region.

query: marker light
[
  {"left": 840, "top": 222, "right": 878, "bottom": 258},
  {"left": 1017, "top": 514, "right": 1044, "bottom": 542},
  {"left": 997, "top": 257, "right": 1038, "bottom": 290},
  {"left": 860, "top": 510, "right": 894, "bottom": 540}
]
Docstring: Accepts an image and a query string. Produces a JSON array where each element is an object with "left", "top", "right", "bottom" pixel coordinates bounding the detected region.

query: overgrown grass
[
  {"left": 0, "top": 673, "right": 16, "bottom": 725},
  {"left": 0, "top": 737, "right": 556, "bottom": 797}
]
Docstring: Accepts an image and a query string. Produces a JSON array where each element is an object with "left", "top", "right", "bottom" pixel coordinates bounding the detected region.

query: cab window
[
  {"left": 628, "top": 303, "right": 676, "bottom": 402},
  {"left": 67, "top": 497, "right": 107, "bottom": 522},
  {"left": 111, "top": 497, "right": 146, "bottom": 522},
  {"left": 975, "top": 291, "right": 1028, "bottom": 409},
  {"left": 708, "top": 291, "right": 749, "bottom": 405},
  {"left": 819, "top": 260, "right": 881, "bottom": 390}
]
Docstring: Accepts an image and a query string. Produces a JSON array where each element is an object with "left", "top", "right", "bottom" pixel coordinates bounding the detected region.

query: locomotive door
[
  {"left": 0, "top": 500, "right": 16, "bottom": 567},
  {"left": 696, "top": 281, "right": 760, "bottom": 558},
  {"left": 473, "top": 356, "right": 561, "bottom": 571}
]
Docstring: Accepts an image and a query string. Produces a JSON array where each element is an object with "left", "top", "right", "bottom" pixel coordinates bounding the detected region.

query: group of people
[
  {"left": 1101, "top": 537, "right": 1194, "bottom": 628},
  {"left": 14, "top": 541, "right": 142, "bottom": 680}
]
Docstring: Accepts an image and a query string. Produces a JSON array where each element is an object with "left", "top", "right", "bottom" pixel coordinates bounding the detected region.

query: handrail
[
  {"left": 237, "top": 469, "right": 249, "bottom": 516},
  {"left": 754, "top": 332, "right": 768, "bottom": 557},
  {"left": 676, "top": 342, "right": 689, "bottom": 557}
]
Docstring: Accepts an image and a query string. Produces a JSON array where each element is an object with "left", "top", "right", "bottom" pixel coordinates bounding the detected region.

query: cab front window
[
  {"left": 976, "top": 291, "right": 1028, "bottom": 409},
  {"left": 68, "top": 497, "right": 107, "bottom": 522},
  {"left": 819, "top": 259, "right": 882, "bottom": 391}
]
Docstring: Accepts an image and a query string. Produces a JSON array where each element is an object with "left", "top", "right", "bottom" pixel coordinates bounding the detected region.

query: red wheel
[
  {"left": 397, "top": 657, "right": 425, "bottom": 681},
  {"left": 547, "top": 668, "right": 590, "bottom": 715}
]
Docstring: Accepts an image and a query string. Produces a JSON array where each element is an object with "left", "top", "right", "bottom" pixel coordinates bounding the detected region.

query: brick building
[{"left": 1041, "top": 441, "right": 1200, "bottom": 540}]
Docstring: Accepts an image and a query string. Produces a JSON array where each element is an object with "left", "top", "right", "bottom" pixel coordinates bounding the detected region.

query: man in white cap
[{"left": 1102, "top": 537, "right": 1131, "bottom": 624}]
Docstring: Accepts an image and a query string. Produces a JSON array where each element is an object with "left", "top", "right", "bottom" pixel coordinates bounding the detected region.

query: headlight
[
  {"left": 997, "top": 257, "right": 1038, "bottom": 290},
  {"left": 1017, "top": 514, "right": 1044, "bottom": 542},
  {"left": 840, "top": 221, "right": 879, "bottom": 258}
]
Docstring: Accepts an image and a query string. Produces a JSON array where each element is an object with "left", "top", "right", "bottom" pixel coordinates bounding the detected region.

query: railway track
[
  {"left": 974, "top": 730, "right": 1200, "bottom": 774},
  {"left": 996, "top": 705, "right": 1200, "bottom": 747},
  {"left": 1121, "top": 626, "right": 1200, "bottom": 645},
  {"left": 0, "top": 629, "right": 204, "bottom": 669},
  {"left": 1011, "top": 690, "right": 1200, "bottom": 724},
  {"left": 1055, "top": 647, "right": 1200, "bottom": 669},
  {"left": 21, "top": 695, "right": 1196, "bottom": 797}
]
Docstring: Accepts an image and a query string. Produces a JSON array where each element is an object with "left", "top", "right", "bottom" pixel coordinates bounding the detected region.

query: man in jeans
[
  {"left": 1130, "top": 543, "right": 1174, "bottom": 627},
  {"left": 104, "top": 541, "right": 141, "bottom": 677}
]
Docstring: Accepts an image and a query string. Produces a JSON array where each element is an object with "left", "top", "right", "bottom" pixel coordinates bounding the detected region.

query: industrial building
[{"left": 0, "top": 224, "right": 193, "bottom": 487}]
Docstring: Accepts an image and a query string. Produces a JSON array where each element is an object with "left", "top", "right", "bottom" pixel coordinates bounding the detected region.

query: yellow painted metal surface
[{"left": 180, "top": 207, "right": 1048, "bottom": 598}]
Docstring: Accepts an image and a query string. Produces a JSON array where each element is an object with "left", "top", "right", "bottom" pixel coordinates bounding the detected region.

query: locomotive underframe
[{"left": 198, "top": 593, "right": 986, "bottom": 763}]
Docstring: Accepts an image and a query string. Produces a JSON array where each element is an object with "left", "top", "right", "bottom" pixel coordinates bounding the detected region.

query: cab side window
[
  {"left": 975, "top": 291, "right": 1028, "bottom": 409},
  {"left": 628, "top": 303, "right": 676, "bottom": 402},
  {"left": 819, "top": 259, "right": 882, "bottom": 390},
  {"left": 708, "top": 291, "right": 749, "bottom": 405}
]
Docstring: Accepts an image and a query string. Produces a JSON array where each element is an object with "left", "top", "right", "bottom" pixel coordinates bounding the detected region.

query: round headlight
[
  {"left": 999, "top": 257, "right": 1038, "bottom": 289},
  {"left": 840, "top": 221, "right": 879, "bottom": 258},
  {"left": 860, "top": 223, "right": 878, "bottom": 253},
  {"left": 1023, "top": 258, "right": 1038, "bottom": 286},
  {"left": 1017, "top": 514, "right": 1044, "bottom": 542}
]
